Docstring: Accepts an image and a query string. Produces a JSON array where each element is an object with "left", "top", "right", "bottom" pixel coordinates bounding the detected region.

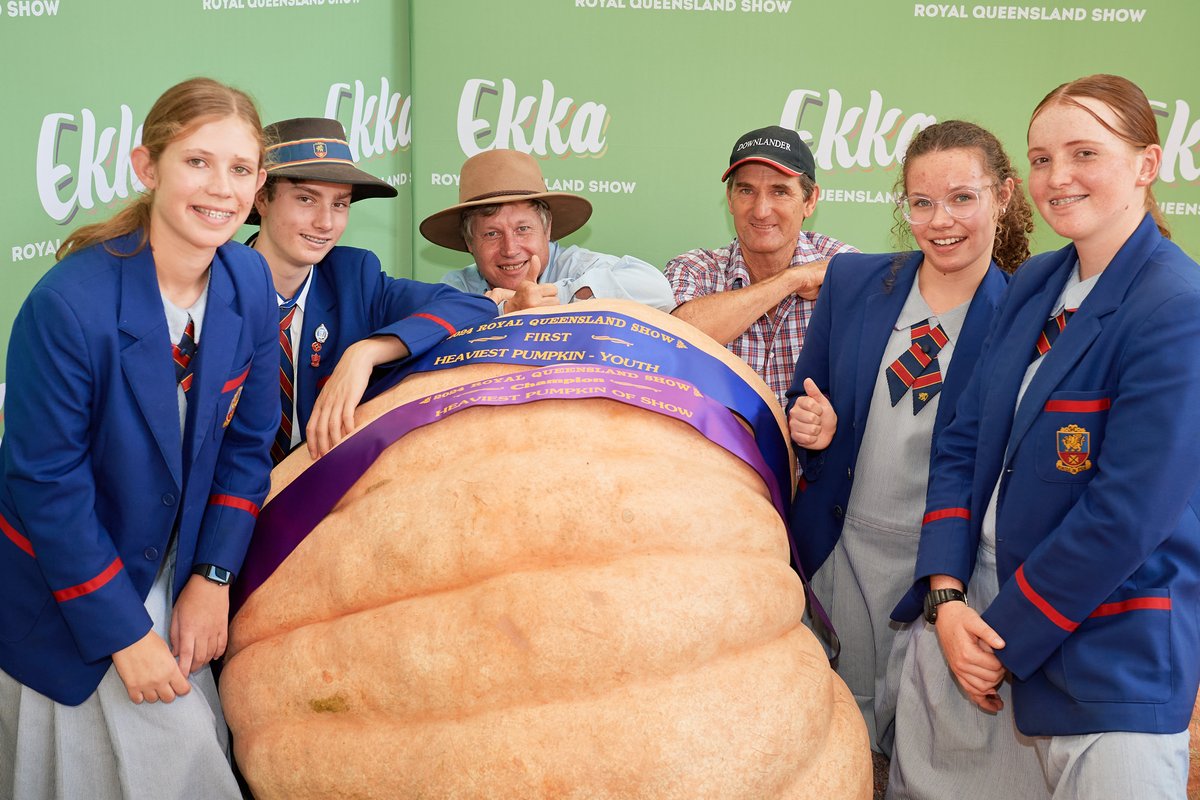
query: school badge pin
[
  {"left": 223, "top": 386, "right": 243, "bottom": 429},
  {"left": 314, "top": 142, "right": 328, "bottom": 159},
  {"left": 315, "top": 324, "right": 329, "bottom": 343},
  {"left": 1055, "top": 423, "right": 1092, "bottom": 474}
]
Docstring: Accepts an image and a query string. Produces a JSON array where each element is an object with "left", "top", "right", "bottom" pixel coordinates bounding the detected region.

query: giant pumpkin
[{"left": 221, "top": 300, "right": 870, "bottom": 799}]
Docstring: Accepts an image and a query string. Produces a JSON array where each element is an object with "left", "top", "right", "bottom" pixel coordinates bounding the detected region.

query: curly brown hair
[{"left": 890, "top": 119, "right": 1034, "bottom": 274}]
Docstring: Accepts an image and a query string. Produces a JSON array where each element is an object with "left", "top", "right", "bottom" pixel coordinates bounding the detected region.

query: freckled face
[
  {"left": 1027, "top": 98, "right": 1158, "bottom": 250},
  {"left": 904, "top": 148, "right": 1009, "bottom": 279}
]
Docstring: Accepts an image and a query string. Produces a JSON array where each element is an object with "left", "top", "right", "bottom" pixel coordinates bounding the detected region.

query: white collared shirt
[{"left": 280, "top": 268, "right": 315, "bottom": 448}]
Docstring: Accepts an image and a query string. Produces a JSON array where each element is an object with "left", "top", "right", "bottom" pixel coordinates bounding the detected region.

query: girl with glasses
[{"left": 784, "top": 120, "right": 1032, "bottom": 771}]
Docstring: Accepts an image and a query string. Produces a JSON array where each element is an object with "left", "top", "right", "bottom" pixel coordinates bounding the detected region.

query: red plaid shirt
[{"left": 665, "top": 232, "right": 857, "bottom": 407}]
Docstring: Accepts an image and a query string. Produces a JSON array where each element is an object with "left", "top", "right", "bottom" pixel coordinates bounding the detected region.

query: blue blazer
[
  {"left": 0, "top": 233, "right": 278, "bottom": 705},
  {"left": 897, "top": 215, "right": 1200, "bottom": 736},
  {"left": 785, "top": 251, "right": 1008, "bottom": 579},
  {"left": 282, "top": 246, "right": 496, "bottom": 437}
]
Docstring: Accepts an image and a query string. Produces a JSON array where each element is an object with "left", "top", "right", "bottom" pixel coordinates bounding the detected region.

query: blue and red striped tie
[
  {"left": 272, "top": 302, "right": 298, "bottom": 465},
  {"left": 1033, "top": 308, "right": 1076, "bottom": 361},
  {"left": 173, "top": 315, "right": 196, "bottom": 393},
  {"left": 886, "top": 318, "right": 948, "bottom": 415}
]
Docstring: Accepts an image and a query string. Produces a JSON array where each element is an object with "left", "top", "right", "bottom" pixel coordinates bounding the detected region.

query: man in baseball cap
[
  {"left": 664, "top": 125, "right": 857, "bottom": 407},
  {"left": 421, "top": 149, "right": 673, "bottom": 314},
  {"left": 249, "top": 117, "right": 496, "bottom": 461}
]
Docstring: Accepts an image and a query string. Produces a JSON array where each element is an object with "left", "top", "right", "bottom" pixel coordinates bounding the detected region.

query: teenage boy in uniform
[{"left": 249, "top": 117, "right": 496, "bottom": 461}]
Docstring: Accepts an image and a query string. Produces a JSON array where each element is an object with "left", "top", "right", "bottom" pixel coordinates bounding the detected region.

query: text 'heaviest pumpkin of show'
[{"left": 220, "top": 300, "right": 870, "bottom": 799}]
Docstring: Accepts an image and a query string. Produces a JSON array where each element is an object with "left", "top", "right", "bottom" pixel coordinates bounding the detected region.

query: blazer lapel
[
  {"left": 935, "top": 263, "right": 1006, "bottom": 435},
  {"left": 296, "top": 267, "right": 336, "bottom": 431},
  {"left": 118, "top": 246, "right": 183, "bottom": 488},
  {"left": 1005, "top": 215, "right": 1161, "bottom": 460},
  {"left": 185, "top": 250, "right": 240, "bottom": 468},
  {"left": 852, "top": 253, "right": 919, "bottom": 453}
]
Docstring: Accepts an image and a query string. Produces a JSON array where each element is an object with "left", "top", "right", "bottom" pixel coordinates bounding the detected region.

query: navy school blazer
[
  {"left": 785, "top": 250, "right": 1008, "bottom": 580},
  {"left": 896, "top": 215, "right": 1200, "bottom": 736},
  {"left": 269, "top": 245, "right": 497, "bottom": 439},
  {"left": 0, "top": 233, "right": 277, "bottom": 705}
]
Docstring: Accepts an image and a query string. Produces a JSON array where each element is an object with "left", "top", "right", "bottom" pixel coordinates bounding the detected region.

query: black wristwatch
[
  {"left": 923, "top": 588, "right": 967, "bottom": 624},
  {"left": 191, "top": 563, "right": 233, "bottom": 586}
]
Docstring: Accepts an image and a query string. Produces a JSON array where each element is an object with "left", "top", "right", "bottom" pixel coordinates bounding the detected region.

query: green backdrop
[{"left": 2, "top": 0, "right": 1198, "bottom": 438}]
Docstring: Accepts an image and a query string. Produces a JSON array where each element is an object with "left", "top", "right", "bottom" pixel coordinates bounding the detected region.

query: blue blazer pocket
[
  {"left": 213, "top": 359, "right": 253, "bottom": 440},
  {"left": 1035, "top": 390, "right": 1112, "bottom": 484},
  {"left": 1051, "top": 587, "right": 1172, "bottom": 704}
]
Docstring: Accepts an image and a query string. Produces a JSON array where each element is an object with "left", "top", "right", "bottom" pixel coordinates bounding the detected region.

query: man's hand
[
  {"left": 112, "top": 630, "right": 191, "bottom": 704},
  {"left": 789, "top": 378, "right": 837, "bottom": 450},
  {"left": 671, "top": 258, "right": 834, "bottom": 345},
  {"left": 170, "top": 574, "right": 230, "bottom": 677},
  {"left": 934, "top": 600, "right": 1007, "bottom": 712},
  {"left": 791, "top": 259, "right": 829, "bottom": 301},
  {"left": 507, "top": 281, "right": 559, "bottom": 313},
  {"left": 484, "top": 287, "right": 515, "bottom": 307},
  {"left": 306, "top": 336, "right": 410, "bottom": 458}
]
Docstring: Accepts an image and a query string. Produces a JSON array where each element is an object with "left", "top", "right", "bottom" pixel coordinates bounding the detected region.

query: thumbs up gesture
[{"left": 788, "top": 378, "right": 837, "bottom": 451}]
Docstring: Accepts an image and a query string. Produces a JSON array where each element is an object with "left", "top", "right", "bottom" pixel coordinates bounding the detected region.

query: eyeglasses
[{"left": 900, "top": 185, "right": 996, "bottom": 225}]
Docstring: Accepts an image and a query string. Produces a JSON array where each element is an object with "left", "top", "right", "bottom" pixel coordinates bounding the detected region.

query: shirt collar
[
  {"left": 1054, "top": 261, "right": 1101, "bottom": 315},
  {"left": 893, "top": 275, "right": 971, "bottom": 344},
  {"left": 279, "top": 266, "right": 315, "bottom": 312}
]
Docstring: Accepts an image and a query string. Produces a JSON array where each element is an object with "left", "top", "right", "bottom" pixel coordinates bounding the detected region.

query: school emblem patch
[
  {"left": 1056, "top": 423, "right": 1092, "bottom": 474},
  {"left": 314, "top": 142, "right": 327, "bottom": 158},
  {"left": 224, "top": 386, "right": 243, "bottom": 429}
]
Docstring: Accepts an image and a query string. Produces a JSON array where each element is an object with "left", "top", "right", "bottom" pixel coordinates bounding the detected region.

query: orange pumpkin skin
[
  {"left": 222, "top": 301, "right": 870, "bottom": 799},
  {"left": 1190, "top": 691, "right": 1200, "bottom": 799}
]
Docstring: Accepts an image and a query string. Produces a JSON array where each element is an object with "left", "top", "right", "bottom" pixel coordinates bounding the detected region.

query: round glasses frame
[{"left": 900, "top": 184, "right": 997, "bottom": 225}]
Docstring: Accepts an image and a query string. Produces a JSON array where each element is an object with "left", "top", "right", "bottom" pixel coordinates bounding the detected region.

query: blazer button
[
  {"left": 833, "top": 505, "right": 844, "bottom": 519},
  {"left": 847, "top": 467, "right": 853, "bottom": 480},
  {"left": 144, "top": 547, "right": 159, "bottom": 561},
  {"left": 161, "top": 493, "right": 176, "bottom": 506}
]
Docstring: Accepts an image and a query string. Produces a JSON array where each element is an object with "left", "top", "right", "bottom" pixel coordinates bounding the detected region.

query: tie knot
[{"left": 280, "top": 304, "right": 297, "bottom": 330}]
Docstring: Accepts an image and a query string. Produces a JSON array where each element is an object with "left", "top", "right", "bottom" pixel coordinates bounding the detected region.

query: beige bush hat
[{"left": 419, "top": 149, "right": 593, "bottom": 252}]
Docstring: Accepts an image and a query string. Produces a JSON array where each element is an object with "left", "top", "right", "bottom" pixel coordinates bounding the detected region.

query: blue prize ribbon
[{"left": 363, "top": 311, "right": 791, "bottom": 510}]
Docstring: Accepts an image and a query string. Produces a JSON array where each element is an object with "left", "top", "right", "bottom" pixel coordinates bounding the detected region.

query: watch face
[{"left": 195, "top": 564, "right": 233, "bottom": 585}]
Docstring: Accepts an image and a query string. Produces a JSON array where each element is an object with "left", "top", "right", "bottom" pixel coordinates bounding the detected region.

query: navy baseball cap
[{"left": 722, "top": 125, "right": 816, "bottom": 182}]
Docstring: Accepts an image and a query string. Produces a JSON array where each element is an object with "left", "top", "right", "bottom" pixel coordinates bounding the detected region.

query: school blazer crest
[{"left": 897, "top": 215, "right": 1200, "bottom": 736}]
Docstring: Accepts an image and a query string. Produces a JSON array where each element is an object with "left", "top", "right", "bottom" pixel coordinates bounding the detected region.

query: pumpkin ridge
[
  {"left": 231, "top": 424, "right": 787, "bottom": 657},
  {"left": 224, "top": 553, "right": 808, "bottom": 727},
  {"left": 230, "top": 626, "right": 847, "bottom": 800}
]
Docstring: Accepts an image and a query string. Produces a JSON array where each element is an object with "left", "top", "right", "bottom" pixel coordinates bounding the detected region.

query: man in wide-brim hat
[
  {"left": 249, "top": 117, "right": 496, "bottom": 460},
  {"left": 421, "top": 149, "right": 673, "bottom": 314}
]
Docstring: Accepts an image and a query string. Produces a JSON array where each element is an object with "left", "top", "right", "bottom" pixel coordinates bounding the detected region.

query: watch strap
[{"left": 924, "top": 587, "right": 966, "bottom": 624}]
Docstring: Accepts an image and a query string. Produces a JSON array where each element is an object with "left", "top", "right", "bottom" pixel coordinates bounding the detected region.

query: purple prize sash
[
  {"left": 364, "top": 310, "right": 791, "bottom": 509},
  {"left": 232, "top": 365, "right": 783, "bottom": 615}
]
